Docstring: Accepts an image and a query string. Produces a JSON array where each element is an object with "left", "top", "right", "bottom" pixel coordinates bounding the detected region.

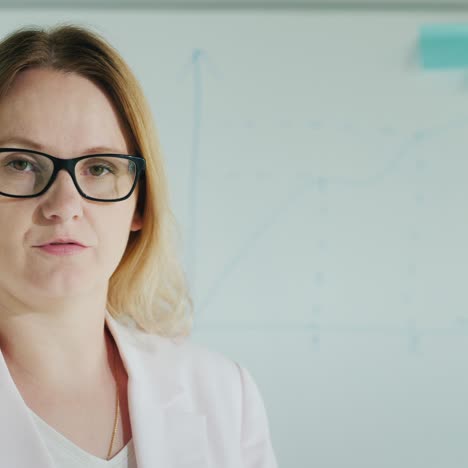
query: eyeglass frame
[{"left": 0, "top": 147, "right": 146, "bottom": 203}]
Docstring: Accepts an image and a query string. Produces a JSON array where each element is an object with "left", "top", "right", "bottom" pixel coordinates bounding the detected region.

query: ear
[{"left": 130, "top": 211, "right": 143, "bottom": 232}]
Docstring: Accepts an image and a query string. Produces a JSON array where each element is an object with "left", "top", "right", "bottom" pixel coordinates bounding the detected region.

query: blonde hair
[{"left": 0, "top": 23, "right": 193, "bottom": 338}]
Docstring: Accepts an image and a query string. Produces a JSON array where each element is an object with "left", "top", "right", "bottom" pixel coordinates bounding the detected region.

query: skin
[{"left": 0, "top": 67, "right": 142, "bottom": 458}]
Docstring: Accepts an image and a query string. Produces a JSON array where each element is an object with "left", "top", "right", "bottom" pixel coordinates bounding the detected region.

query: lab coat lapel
[
  {"left": 0, "top": 345, "right": 55, "bottom": 468},
  {"left": 106, "top": 312, "right": 211, "bottom": 468}
]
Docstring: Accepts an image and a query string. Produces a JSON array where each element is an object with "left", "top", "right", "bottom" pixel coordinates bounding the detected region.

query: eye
[
  {"left": 6, "top": 159, "right": 37, "bottom": 173},
  {"left": 87, "top": 164, "right": 114, "bottom": 177}
]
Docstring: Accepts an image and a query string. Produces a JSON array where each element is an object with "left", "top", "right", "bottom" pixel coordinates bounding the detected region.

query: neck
[{"left": 0, "top": 315, "right": 116, "bottom": 394}]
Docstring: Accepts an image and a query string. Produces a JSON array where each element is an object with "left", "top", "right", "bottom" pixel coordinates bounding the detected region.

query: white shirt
[{"left": 29, "top": 408, "right": 138, "bottom": 468}]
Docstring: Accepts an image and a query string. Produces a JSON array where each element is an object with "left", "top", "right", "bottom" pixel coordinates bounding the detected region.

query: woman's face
[{"left": 0, "top": 67, "right": 142, "bottom": 302}]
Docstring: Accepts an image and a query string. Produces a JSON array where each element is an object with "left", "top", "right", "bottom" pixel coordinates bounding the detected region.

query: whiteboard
[{"left": 1, "top": 8, "right": 468, "bottom": 467}]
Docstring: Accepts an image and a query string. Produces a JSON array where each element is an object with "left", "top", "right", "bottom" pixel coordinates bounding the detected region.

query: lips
[
  {"left": 35, "top": 238, "right": 86, "bottom": 247},
  {"left": 37, "top": 243, "right": 88, "bottom": 255}
]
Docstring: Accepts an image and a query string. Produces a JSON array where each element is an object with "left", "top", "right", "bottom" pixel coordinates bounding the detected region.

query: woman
[{"left": 0, "top": 24, "right": 277, "bottom": 468}]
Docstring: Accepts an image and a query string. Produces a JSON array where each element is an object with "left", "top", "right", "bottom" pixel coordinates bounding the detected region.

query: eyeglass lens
[{"left": 0, "top": 151, "right": 137, "bottom": 200}]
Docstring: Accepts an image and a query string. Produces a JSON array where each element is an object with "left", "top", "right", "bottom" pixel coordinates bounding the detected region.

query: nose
[{"left": 40, "top": 169, "right": 84, "bottom": 220}]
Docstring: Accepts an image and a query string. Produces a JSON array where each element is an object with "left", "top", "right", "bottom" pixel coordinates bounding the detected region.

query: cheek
[
  {"left": 0, "top": 239, "right": 25, "bottom": 270},
  {"left": 97, "top": 211, "right": 135, "bottom": 263},
  {"left": 0, "top": 216, "right": 29, "bottom": 260}
]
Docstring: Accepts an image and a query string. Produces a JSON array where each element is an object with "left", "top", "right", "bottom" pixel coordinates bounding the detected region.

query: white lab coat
[{"left": 0, "top": 311, "right": 278, "bottom": 468}]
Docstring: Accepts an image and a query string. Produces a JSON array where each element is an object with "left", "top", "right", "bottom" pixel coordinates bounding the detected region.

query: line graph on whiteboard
[{"left": 177, "top": 48, "right": 468, "bottom": 351}]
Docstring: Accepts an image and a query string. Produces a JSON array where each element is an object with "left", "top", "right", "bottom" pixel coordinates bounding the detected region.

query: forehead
[{"left": 0, "top": 68, "right": 131, "bottom": 156}]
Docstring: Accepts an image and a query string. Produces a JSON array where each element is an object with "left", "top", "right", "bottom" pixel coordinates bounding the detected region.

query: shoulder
[
  {"left": 158, "top": 334, "right": 277, "bottom": 466},
  {"left": 118, "top": 321, "right": 247, "bottom": 424},
  {"left": 112, "top": 316, "right": 278, "bottom": 467},
  {"left": 113, "top": 314, "right": 245, "bottom": 390},
  {"left": 116, "top": 316, "right": 267, "bottom": 410},
  {"left": 154, "top": 332, "right": 245, "bottom": 393},
  {"left": 149, "top": 332, "right": 272, "bottom": 433}
]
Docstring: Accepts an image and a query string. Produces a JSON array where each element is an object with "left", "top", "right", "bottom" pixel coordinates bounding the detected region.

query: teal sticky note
[{"left": 419, "top": 24, "right": 468, "bottom": 69}]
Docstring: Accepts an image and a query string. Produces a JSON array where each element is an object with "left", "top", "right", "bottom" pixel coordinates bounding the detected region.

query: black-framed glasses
[{"left": 0, "top": 148, "right": 146, "bottom": 202}]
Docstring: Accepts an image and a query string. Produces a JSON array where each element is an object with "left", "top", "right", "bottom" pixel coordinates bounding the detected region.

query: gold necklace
[{"left": 106, "top": 336, "right": 120, "bottom": 460}]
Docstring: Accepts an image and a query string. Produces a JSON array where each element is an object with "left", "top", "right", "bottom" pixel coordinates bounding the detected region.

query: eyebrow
[{"left": 0, "top": 136, "right": 126, "bottom": 155}]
